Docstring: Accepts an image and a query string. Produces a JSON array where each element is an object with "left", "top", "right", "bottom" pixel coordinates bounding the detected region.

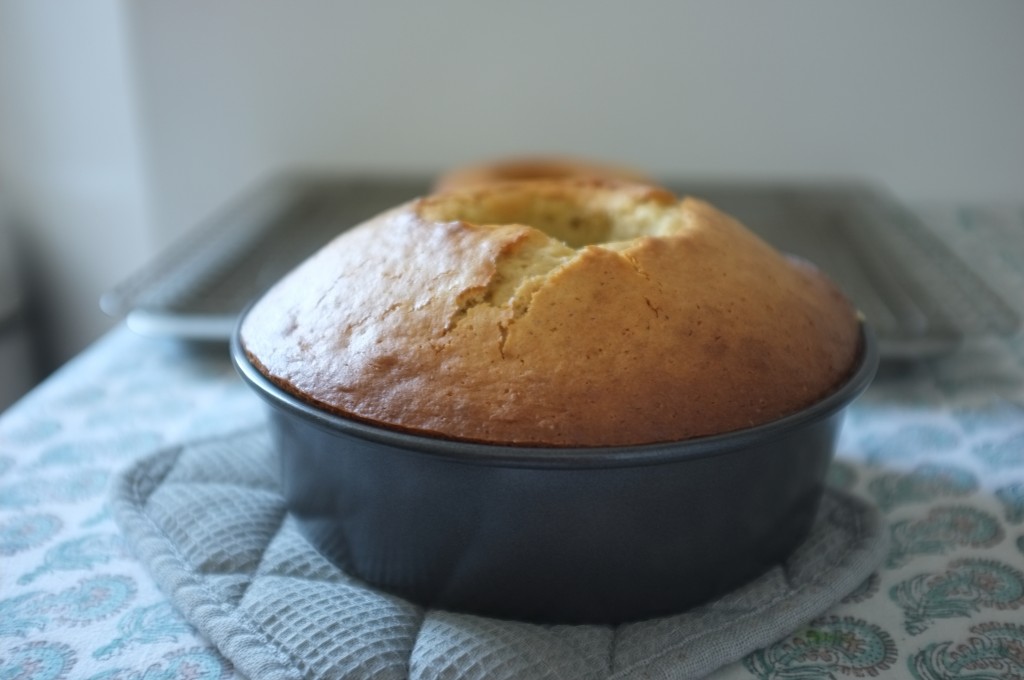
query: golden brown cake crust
[{"left": 241, "top": 180, "right": 860, "bottom": 447}]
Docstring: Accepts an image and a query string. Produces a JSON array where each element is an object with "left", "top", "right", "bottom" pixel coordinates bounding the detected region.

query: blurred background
[{"left": 0, "top": 0, "right": 1022, "bottom": 410}]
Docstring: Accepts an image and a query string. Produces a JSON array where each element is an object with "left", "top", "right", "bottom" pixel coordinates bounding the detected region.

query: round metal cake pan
[{"left": 231, "top": 322, "right": 878, "bottom": 625}]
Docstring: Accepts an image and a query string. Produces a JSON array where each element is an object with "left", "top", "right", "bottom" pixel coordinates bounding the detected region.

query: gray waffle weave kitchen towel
[{"left": 111, "top": 426, "right": 887, "bottom": 680}]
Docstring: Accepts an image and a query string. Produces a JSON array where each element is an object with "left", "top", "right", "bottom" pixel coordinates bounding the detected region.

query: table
[{"left": 2, "top": 205, "right": 1023, "bottom": 679}]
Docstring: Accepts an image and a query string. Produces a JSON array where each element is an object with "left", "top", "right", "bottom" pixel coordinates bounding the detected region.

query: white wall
[
  {"left": 0, "top": 0, "right": 153, "bottom": 371},
  {"left": 1, "top": 0, "right": 1022, "bottom": 376},
  {"left": 127, "top": 1, "right": 1024, "bottom": 240}
]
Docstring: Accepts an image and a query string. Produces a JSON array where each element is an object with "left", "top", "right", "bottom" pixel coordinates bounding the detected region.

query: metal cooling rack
[{"left": 102, "top": 173, "right": 1020, "bottom": 358}]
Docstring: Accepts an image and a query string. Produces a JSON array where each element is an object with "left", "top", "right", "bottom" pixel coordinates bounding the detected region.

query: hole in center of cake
[{"left": 421, "top": 192, "right": 678, "bottom": 249}]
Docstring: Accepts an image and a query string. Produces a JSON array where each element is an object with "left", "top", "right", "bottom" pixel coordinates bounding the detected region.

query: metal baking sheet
[{"left": 101, "top": 173, "right": 1020, "bottom": 358}]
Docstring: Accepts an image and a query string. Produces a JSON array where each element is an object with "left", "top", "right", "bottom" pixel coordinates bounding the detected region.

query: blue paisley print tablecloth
[{"left": 2, "top": 205, "right": 1023, "bottom": 679}]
